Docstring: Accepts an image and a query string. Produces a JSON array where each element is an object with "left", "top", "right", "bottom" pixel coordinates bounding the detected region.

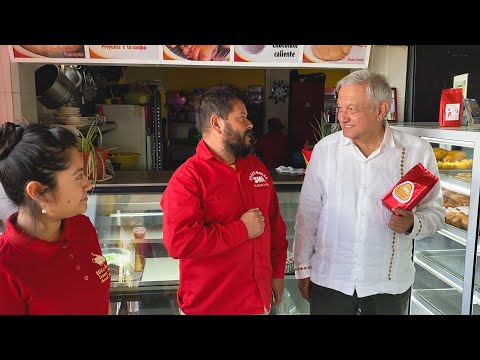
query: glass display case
[
  {"left": 87, "top": 179, "right": 309, "bottom": 315},
  {"left": 392, "top": 123, "right": 480, "bottom": 315}
]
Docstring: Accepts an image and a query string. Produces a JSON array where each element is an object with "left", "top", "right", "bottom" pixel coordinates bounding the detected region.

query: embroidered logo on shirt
[
  {"left": 91, "top": 252, "right": 110, "bottom": 284},
  {"left": 393, "top": 181, "right": 414, "bottom": 203},
  {"left": 249, "top": 171, "right": 269, "bottom": 188}
]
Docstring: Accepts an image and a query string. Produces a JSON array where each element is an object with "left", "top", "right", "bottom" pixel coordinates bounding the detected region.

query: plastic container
[
  {"left": 124, "top": 93, "right": 151, "bottom": 105},
  {"left": 108, "top": 152, "right": 140, "bottom": 170}
]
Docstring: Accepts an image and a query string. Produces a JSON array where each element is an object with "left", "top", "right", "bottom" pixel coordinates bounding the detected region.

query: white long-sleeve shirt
[{"left": 294, "top": 122, "right": 445, "bottom": 297}]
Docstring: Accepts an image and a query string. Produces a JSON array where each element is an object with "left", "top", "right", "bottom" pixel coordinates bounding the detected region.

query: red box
[{"left": 381, "top": 163, "right": 439, "bottom": 214}]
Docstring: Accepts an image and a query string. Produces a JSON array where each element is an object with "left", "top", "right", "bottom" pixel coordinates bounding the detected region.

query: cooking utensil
[
  {"left": 64, "top": 65, "right": 83, "bottom": 90},
  {"left": 83, "top": 72, "right": 97, "bottom": 101},
  {"left": 35, "top": 64, "right": 75, "bottom": 109}
]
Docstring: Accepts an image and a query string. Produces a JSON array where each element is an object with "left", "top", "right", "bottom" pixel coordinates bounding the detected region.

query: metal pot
[
  {"left": 64, "top": 65, "right": 83, "bottom": 89},
  {"left": 35, "top": 64, "right": 75, "bottom": 109}
]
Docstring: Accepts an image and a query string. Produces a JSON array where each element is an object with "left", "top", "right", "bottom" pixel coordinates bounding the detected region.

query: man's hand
[
  {"left": 272, "top": 278, "right": 284, "bottom": 307},
  {"left": 297, "top": 278, "right": 310, "bottom": 302},
  {"left": 240, "top": 208, "right": 265, "bottom": 238},
  {"left": 389, "top": 208, "right": 415, "bottom": 234}
]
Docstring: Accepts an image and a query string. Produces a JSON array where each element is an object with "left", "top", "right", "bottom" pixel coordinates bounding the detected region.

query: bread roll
[{"left": 311, "top": 45, "right": 352, "bottom": 61}]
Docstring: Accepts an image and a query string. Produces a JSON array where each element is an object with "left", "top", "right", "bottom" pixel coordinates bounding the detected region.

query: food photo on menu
[
  {"left": 303, "top": 45, "right": 368, "bottom": 64},
  {"left": 163, "top": 45, "right": 230, "bottom": 61},
  {"left": 13, "top": 45, "right": 86, "bottom": 58},
  {"left": 234, "top": 45, "right": 300, "bottom": 63}
]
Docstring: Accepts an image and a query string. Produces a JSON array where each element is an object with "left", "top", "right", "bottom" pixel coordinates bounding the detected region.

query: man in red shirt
[
  {"left": 161, "top": 84, "right": 288, "bottom": 315},
  {"left": 255, "top": 117, "right": 289, "bottom": 169}
]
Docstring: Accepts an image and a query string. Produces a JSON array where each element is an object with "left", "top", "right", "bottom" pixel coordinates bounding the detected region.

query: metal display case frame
[
  {"left": 87, "top": 177, "right": 307, "bottom": 315},
  {"left": 392, "top": 123, "right": 480, "bottom": 315}
]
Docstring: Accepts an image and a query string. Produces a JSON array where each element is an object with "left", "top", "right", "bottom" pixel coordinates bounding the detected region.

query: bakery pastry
[
  {"left": 448, "top": 150, "right": 467, "bottom": 160},
  {"left": 311, "top": 45, "right": 352, "bottom": 61},
  {"left": 433, "top": 147, "right": 449, "bottom": 160},
  {"left": 445, "top": 211, "right": 468, "bottom": 230},
  {"left": 437, "top": 161, "right": 455, "bottom": 170},
  {"left": 454, "top": 159, "right": 473, "bottom": 169}
]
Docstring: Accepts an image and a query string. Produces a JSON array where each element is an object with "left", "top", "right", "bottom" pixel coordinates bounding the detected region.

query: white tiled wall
[
  {"left": 0, "top": 47, "right": 39, "bottom": 125},
  {"left": 369, "top": 45, "right": 409, "bottom": 122},
  {"left": 0, "top": 45, "right": 14, "bottom": 124}
]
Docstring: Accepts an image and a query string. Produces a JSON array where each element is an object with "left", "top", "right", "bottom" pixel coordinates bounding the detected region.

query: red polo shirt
[
  {"left": 161, "top": 139, "right": 287, "bottom": 314},
  {"left": 0, "top": 214, "right": 111, "bottom": 315}
]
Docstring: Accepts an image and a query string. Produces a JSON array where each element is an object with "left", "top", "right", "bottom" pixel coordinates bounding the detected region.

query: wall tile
[
  {"left": 0, "top": 46, "right": 14, "bottom": 123},
  {"left": 9, "top": 61, "right": 19, "bottom": 93},
  {"left": 19, "top": 63, "right": 41, "bottom": 94},
  {"left": 21, "top": 92, "right": 38, "bottom": 123},
  {"left": 12, "top": 92, "right": 21, "bottom": 122}
]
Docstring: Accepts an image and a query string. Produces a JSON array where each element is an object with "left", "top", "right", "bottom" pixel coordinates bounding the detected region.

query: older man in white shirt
[{"left": 293, "top": 70, "right": 445, "bottom": 315}]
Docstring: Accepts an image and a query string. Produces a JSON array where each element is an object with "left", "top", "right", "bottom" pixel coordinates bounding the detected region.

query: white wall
[{"left": 368, "top": 45, "right": 409, "bottom": 122}]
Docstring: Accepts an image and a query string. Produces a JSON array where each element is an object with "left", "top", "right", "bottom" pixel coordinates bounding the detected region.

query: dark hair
[
  {"left": 195, "top": 84, "right": 247, "bottom": 134},
  {"left": 0, "top": 122, "right": 79, "bottom": 219}
]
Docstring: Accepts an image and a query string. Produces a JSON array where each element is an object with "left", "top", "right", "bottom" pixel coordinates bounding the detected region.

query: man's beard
[{"left": 223, "top": 122, "right": 254, "bottom": 158}]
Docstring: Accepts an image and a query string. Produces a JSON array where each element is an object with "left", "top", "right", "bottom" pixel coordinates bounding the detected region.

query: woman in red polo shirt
[{"left": 0, "top": 122, "right": 111, "bottom": 315}]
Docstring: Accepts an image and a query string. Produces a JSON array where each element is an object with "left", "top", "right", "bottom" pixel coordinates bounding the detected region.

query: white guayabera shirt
[{"left": 293, "top": 122, "right": 445, "bottom": 297}]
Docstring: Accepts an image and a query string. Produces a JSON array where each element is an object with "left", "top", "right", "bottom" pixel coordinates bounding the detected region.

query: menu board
[
  {"left": 88, "top": 45, "right": 160, "bottom": 64},
  {"left": 12, "top": 45, "right": 86, "bottom": 59},
  {"left": 233, "top": 45, "right": 301, "bottom": 66},
  {"left": 9, "top": 45, "right": 371, "bottom": 69},
  {"left": 302, "top": 45, "right": 371, "bottom": 68}
]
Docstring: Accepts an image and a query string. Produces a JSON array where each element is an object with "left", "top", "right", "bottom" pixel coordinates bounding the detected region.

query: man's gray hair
[{"left": 336, "top": 70, "right": 392, "bottom": 110}]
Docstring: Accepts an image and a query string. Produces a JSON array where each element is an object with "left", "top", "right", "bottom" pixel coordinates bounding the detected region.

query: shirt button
[
  {"left": 84, "top": 275, "right": 89, "bottom": 281},
  {"left": 68, "top": 254, "right": 74, "bottom": 260},
  {"left": 62, "top": 243, "right": 68, "bottom": 249},
  {"left": 76, "top": 265, "right": 81, "bottom": 270}
]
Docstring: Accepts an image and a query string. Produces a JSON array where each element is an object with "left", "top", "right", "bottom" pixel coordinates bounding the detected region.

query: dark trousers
[{"left": 309, "top": 282, "right": 411, "bottom": 315}]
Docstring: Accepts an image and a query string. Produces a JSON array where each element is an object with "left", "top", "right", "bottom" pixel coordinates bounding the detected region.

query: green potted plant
[
  {"left": 309, "top": 110, "right": 340, "bottom": 144},
  {"left": 303, "top": 110, "right": 341, "bottom": 166},
  {"left": 79, "top": 121, "right": 108, "bottom": 185}
]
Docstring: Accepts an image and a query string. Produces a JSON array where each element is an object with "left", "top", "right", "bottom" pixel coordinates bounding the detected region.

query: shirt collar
[
  {"left": 4, "top": 213, "right": 74, "bottom": 259},
  {"left": 340, "top": 121, "right": 396, "bottom": 149},
  {"left": 195, "top": 138, "right": 216, "bottom": 161},
  {"left": 195, "top": 138, "right": 248, "bottom": 168}
]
